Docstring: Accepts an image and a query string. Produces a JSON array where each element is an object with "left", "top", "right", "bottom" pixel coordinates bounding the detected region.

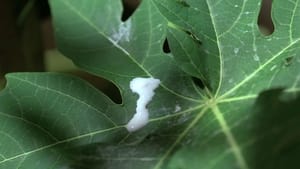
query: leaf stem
[{"left": 210, "top": 104, "right": 249, "bottom": 169}]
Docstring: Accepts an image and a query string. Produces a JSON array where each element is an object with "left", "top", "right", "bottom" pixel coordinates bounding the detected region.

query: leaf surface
[{"left": 0, "top": 0, "right": 300, "bottom": 169}]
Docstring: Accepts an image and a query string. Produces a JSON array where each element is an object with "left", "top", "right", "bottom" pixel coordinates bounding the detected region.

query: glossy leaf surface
[{"left": 0, "top": 0, "right": 299, "bottom": 168}]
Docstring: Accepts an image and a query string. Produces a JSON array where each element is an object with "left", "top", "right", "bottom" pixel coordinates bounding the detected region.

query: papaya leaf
[{"left": 0, "top": 0, "right": 299, "bottom": 168}]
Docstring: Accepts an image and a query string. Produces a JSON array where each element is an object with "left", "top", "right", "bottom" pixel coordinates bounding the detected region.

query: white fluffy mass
[{"left": 126, "top": 77, "right": 160, "bottom": 132}]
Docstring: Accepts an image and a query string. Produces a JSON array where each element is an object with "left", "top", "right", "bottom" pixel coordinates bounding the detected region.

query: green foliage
[{"left": 0, "top": 0, "right": 300, "bottom": 168}]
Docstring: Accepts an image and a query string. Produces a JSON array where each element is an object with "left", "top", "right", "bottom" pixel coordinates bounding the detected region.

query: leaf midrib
[
  {"left": 152, "top": 100, "right": 249, "bottom": 169},
  {"left": 8, "top": 75, "right": 118, "bottom": 126},
  {"left": 289, "top": 0, "right": 299, "bottom": 42},
  {"left": 203, "top": 2, "right": 248, "bottom": 166},
  {"left": 205, "top": 0, "right": 223, "bottom": 97},
  {"left": 211, "top": 104, "right": 249, "bottom": 169},
  {"left": 0, "top": 126, "right": 123, "bottom": 164}
]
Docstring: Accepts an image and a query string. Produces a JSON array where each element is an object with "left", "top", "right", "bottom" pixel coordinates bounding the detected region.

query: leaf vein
[
  {"left": 220, "top": 38, "right": 300, "bottom": 99},
  {"left": 9, "top": 75, "right": 118, "bottom": 127},
  {"left": 62, "top": 0, "right": 201, "bottom": 102},
  {"left": 0, "top": 126, "right": 123, "bottom": 164},
  {"left": 211, "top": 105, "right": 249, "bottom": 169},
  {"left": 206, "top": 0, "right": 223, "bottom": 97},
  {"left": 153, "top": 107, "right": 208, "bottom": 169}
]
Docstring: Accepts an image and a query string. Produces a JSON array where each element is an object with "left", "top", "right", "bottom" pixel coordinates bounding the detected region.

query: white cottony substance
[
  {"left": 112, "top": 20, "right": 131, "bottom": 44},
  {"left": 126, "top": 77, "right": 160, "bottom": 132},
  {"left": 174, "top": 104, "right": 181, "bottom": 112}
]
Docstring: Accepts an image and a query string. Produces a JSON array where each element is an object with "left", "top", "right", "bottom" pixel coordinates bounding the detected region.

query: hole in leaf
[
  {"left": 284, "top": 56, "right": 294, "bottom": 67},
  {"left": 0, "top": 77, "right": 6, "bottom": 91},
  {"left": 121, "top": 0, "right": 141, "bottom": 21},
  {"left": 36, "top": 0, "right": 51, "bottom": 19},
  {"left": 184, "top": 30, "right": 202, "bottom": 45},
  {"left": 176, "top": 0, "right": 190, "bottom": 7},
  {"left": 72, "top": 71, "right": 122, "bottom": 104},
  {"left": 258, "top": 0, "right": 274, "bottom": 35},
  {"left": 192, "top": 77, "right": 205, "bottom": 89},
  {"left": 163, "top": 38, "right": 171, "bottom": 54}
]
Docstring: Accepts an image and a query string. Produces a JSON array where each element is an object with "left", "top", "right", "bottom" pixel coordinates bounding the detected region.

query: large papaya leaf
[
  {"left": 0, "top": 0, "right": 299, "bottom": 169},
  {"left": 0, "top": 73, "right": 127, "bottom": 168}
]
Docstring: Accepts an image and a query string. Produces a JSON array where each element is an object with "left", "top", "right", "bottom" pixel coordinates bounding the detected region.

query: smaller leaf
[
  {"left": 176, "top": 0, "right": 190, "bottom": 8},
  {"left": 167, "top": 25, "right": 208, "bottom": 86},
  {"left": 0, "top": 73, "right": 127, "bottom": 168}
]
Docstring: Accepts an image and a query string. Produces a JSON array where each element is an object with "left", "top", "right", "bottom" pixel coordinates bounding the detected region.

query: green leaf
[
  {"left": 166, "top": 89, "right": 300, "bottom": 169},
  {"left": 0, "top": 73, "right": 126, "bottom": 168},
  {"left": 166, "top": 24, "right": 207, "bottom": 82},
  {"left": 50, "top": 0, "right": 202, "bottom": 101},
  {"left": 0, "top": 0, "right": 300, "bottom": 168}
]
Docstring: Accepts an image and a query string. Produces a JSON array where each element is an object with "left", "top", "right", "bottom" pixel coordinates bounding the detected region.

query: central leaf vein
[
  {"left": 9, "top": 75, "right": 118, "bottom": 127},
  {"left": 211, "top": 104, "right": 249, "bottom": 169}
]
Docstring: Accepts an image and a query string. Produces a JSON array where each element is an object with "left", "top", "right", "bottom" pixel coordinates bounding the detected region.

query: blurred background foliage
[{"left": 0, "top": 0, "right": 272, "bottom": 100}]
